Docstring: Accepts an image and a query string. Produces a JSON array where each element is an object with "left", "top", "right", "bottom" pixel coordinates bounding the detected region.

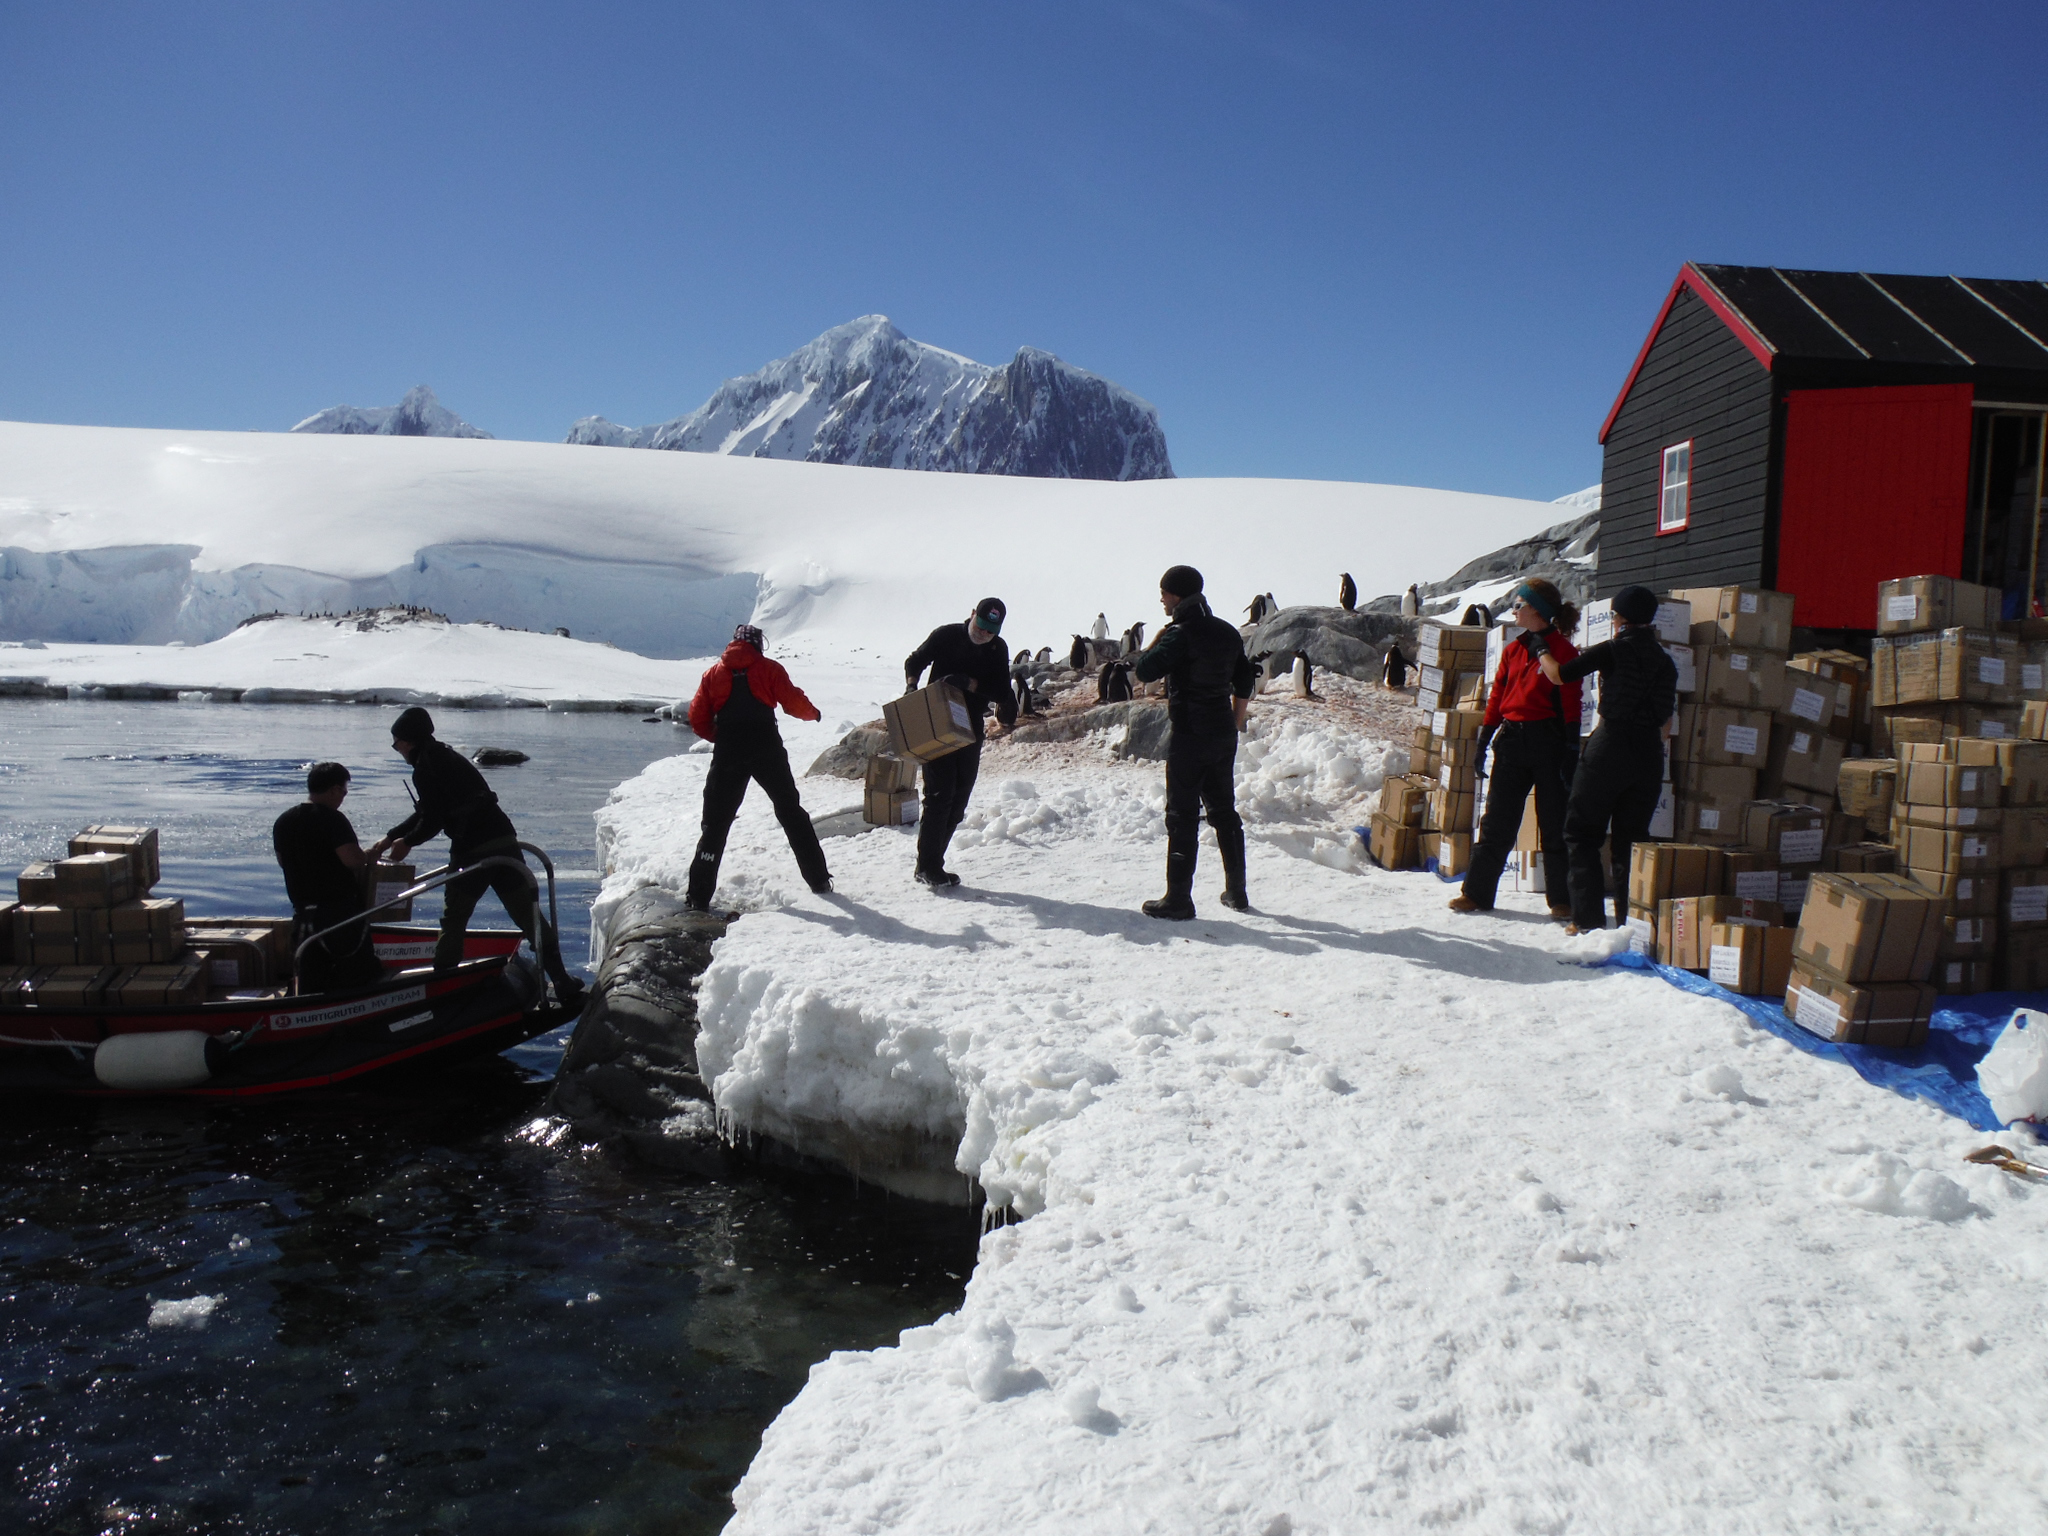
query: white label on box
[
  {"left": 1886, "top": 594, "right": 1920, "bottom": 622},
  {"left": 1957, "top": 919, "right": 1981, "bottom": 944},
  {"left": 1789, "top": 688, "right": 1826, "bottom": 723},
  {"left": 948, "top": 701, "right": 972, "bottom": 730},
  {"left": 1780, "top": 828, "right": 1825, "bottom": 863},
  {"left": 1735, "top": 870, "right": 1778, "bottom": 900},
  {"left": 1729, "top": 652, "right": 1751, "bottom": 672},
  {"left": 1650, "top": 783, "right": 1675, "bottom": 840},
  {"left": 1980, "top": 656, "right": 2007, "bottom": 685},
  {"left": 1792, "top": 730, "right": 1812, "bottom": 755},
  {"left": 373, "top": 881, "right": 409, "bottom": 907},
  {"left": 1724, "top": 724, "right": 1760, "bottom": 756},
  {"left": 1836, "top": 682, "right": 1853, "bottom": 708},
  {"left": 1698, "top": 806, "right": 1721, "bottom": 831},
  {"left": 900, "top": 800, "right": 919, "bottom": 825},
  {"left": 1964, "top": 836, "right": 1989, "bottom": 859},
  {"left": 1439, "top": 764, "right": 1454, "bottom": 788},
  {"left": 1958, "top": 878, "right": 1976, "bottom": 900},
  {"left": 1708, "top": 945, "right": 1745, "bottom": 988},
  {"left": 1433, "top": 710, "right": 1449, "bottom": 735},
  {"left": 1740, "top": 592, "right": 1759, "bottom": 614},
  {"left": 1625, "top": 916, "right": 1654, "bottom": 956},
  {"left": 1947, "top": 962, "right": 1964, "bottom": 985},
  {"left": 2012, "top": 885, "right": 2048, "bottom": 924},
  {"left": 1962, "top": 769, "right": 1979, "bottom": 792},
  {"left": 1792, "top": 985, "right": 1843, "bottom": 1038},
  {"left": 1983, "top": 722, "right": 2008, "bottom": 738},
  {"left": 1667, "top": 643, "right": 1696, "bottom": 693},
  {"left": 2026, "top": 663, "right": 2044, "bottom": 692},
  {"left": 1959, "top": 807, "right": 1980, "bottom": 826},
  {"left": 1779, "top": 873, "right": 1811, "bottom": 908}
]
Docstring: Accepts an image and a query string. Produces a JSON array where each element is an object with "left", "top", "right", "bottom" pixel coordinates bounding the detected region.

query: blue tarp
[{"left": 1598, "top": 950, "right": 2025, "bottom": 1132}]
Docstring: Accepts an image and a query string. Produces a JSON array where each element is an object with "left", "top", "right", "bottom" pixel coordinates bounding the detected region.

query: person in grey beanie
[{"left": 1538, "top": 584, "right": 1679, "bottom": 932}]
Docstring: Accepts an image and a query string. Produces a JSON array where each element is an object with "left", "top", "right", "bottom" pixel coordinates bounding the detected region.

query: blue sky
[{"left": 4, "top": 1, "right": 2045, "bottom": 500}]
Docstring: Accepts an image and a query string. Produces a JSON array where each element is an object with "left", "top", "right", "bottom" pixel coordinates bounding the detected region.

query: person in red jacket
[
  {"left": 683, "top": 624, "right": 833, "bottom": 910},
  {"left": 1448, "top": 578, "right": 1580, "bottom": 918}
]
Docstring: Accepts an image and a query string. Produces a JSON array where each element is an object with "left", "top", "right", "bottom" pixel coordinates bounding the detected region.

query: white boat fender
[{"left": 93, "top": 1030, "right": 223, "bottom": 1091}]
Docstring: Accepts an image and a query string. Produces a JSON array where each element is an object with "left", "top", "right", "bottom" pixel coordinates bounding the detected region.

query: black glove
[
  {"left": 941, "top": 672, "right": 977, "bottom": 694},
  {"left": 1476, "top": 722, "right": 1498, "bottom": 770}
]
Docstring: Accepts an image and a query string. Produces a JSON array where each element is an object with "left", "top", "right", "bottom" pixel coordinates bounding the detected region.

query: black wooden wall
[{"left": 1599, "top": 287, "right": 1777, "bottom": 597}]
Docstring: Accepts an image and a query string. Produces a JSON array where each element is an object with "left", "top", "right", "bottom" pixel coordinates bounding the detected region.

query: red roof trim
[{"left": 1598, "top": 263, "right": 1776, "bottom": 443}]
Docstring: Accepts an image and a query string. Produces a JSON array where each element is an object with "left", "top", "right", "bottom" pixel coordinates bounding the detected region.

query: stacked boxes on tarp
[
  {"left": 3, "top": 826, "right": 206, "bottom": 1007},
  {"left": 863, "top": 753, "right": 920, "bottom": 827},
  {"left": 1667, "top": 586, "right": 1794, "bottom": 854},
  {"left": 1786, "top": 873, "right": 1943, "bottom": 1047},
  {"left": 1869, "top": 576, "right": 2030, "bottom": 751}
]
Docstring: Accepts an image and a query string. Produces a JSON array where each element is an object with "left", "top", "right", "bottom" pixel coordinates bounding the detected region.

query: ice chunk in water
[{"left": 149, "top": 1295, "right": 223, "bottom": 1330}]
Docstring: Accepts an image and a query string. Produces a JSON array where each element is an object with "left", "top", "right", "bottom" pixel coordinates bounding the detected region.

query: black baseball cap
[{"left": 973, "top": 598, "right": 1006, "bottom": 634}]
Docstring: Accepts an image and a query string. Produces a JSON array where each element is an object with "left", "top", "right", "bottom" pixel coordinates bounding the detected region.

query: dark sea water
[{"left": 0, "top": 702, "right": 976, "bottom": 1534}]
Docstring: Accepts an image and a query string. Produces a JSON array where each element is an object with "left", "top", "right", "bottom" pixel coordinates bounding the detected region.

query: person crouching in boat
[
  {"left": 273, "top": 761, "right": 383, "bottom": 991},
  {"left": 1447, "top": 579, "right": 1580, "bottom": 921},
  {"left": 683, "top": 623, "right": 834, "bottom": 911},
  {"left": 368, "top": 707, "right": 584, "bottom": 1007}
]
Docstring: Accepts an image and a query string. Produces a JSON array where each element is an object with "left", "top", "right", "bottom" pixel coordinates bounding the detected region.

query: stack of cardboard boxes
[
  {"left": 1870, "top": 576, "right": 2024, "bottom": 751},
  {"left": 1370, "top": 621, "right": 1491, "bottom": 874},
  {"left": 3, "top": 825, "right": 408, "bottom": 1007}
]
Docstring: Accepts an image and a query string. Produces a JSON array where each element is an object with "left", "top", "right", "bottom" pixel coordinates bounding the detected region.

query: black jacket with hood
[
  {"left": 385, "top": 737, "right": 517, "bottom": 858},
  {"left": 1132, "top": 593, "right": 1256, "bottom": 729}
]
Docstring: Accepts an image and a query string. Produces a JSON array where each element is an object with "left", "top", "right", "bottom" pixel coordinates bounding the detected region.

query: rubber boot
[
  {"left": 1216, "top": 822, "right": 1250, "bottom": 912},
  {"left": 684, "top": 845, "right": 721, "bottom": 912},
  {"left": 1143, "top": 834, "right": 1198, "bottom": 921}
]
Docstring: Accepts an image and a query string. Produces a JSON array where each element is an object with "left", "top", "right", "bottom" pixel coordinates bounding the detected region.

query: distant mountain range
[
  {"left": 290, "top": 318, "right": 1172, "bottom": 480},
  {"left": 291, "top": 385, "right": 492, "bottom": 439}
]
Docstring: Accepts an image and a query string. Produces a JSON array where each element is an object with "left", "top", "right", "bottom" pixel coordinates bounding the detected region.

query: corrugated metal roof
[{"left": 1693, "top": 264, "right": 2048, "bottom": 370}]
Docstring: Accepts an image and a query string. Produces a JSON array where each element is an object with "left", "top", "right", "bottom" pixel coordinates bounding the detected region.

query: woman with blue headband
[{"left": 1448, "top": 577, "right": 1580, "bottom": 920}]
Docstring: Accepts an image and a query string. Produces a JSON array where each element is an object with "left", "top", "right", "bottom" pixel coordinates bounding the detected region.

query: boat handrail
[{"left": 291, "top": 855, "right": 554, "bottom": 1002}]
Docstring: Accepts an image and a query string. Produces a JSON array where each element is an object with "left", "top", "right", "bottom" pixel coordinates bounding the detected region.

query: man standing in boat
[
  {"left": 273, "top": 761, "right": 382, "bottom": 991},
  {"left": 369, "top": 707, "right": 584, "bottom": 1007}
]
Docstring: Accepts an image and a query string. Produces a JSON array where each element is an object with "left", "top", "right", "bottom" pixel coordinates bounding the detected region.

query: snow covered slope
[
  {"left": 290, "top": 385, "right": 492, "bottom": 439},
  {"left": 590, "top": 713, "right": 2048, "bottom": 1536},
  {"left": 0, "top": 420, "right": 1559, "bottom": 661},
  {"left": 566, "top": 316, "right": 1173, "bottom": 480}
]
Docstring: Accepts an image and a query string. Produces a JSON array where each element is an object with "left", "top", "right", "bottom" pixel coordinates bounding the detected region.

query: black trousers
[
  {"left": 688, "top": 728, "right": 830, "bottom": 904},
  {"left": 295, "top": 901, "right": 382, "bottom": 992},
  {"left": 1164, "top": 721, "right": 1246, "bottom": 897},
  {"left": 438, "top": 834, "right": 574, "bottom": 987},
  {"left": 917, "top": 739, "right": 983, "bottom": 873},
  {"left": 1564, "top": 726, "right": 1665, "bottom": 928},
  {"left": 1462, "top": 720, "right": 1571, "bottom": 909}
]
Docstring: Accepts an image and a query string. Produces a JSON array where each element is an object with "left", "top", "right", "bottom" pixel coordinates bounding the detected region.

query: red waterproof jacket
[
  {"left": 1483, "top": 630, "right": 1582, "bottom": 727},
  {"left": 687, "top": 642, "right": 821, "bottom": 741}
]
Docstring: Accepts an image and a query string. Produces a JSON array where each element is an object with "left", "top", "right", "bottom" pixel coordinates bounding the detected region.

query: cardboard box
[
  {"left": 1836, "top": 759, "right": 1897, "bottom": 822},
  {"left": 1660, "top": 895, "right": 1786, "bottom": 969},
  {"left": 48, "top": 852, "right": 133, "bottom": 909},
  {"left": 1691, "top": 707, "right": 1772, "bottom": 768},
  {"left": 10, "top": 904, "right": 116, "bottom": 966},
  {"left": 1672, "top": 586, "right": 1796, "bottom": 653},
  {"left": 1789, "top": 651, "right": 1869, "bottom": 742},
  {"left": 2000, "top": 930, "right": 2048, "bottom": 991},
  {"left": 1955, "top": 738, "right": 2048, "bottom": 805},
  {"left": 1763, "top": 727, "right": 1844, "bottom": 795},
  {"left": 1903, "top": 866, "right": 1999, "bottom": 917},
  {"left": 883, "top": 681, "right": 977, "bottom": 763},
  {"left": 1877, "top": 575, "right": 2000, "bottom": 635},
  {"left": 1427, "top": 786, "right": 1476, "bottom": 834},
  {"left": 67, "top": 825, "right": 160, "bottom": 892},
  {"left": 1678, "top": 763, "right": 1758, "bottom": 803},
  {"left": 1675, "top": 793, "right": 1745, "bottom": 845},
  {"left": 29, "top": 965, "right": 119, "bottom": 1009},
  {"left": 1624, "top": 903, "right": 1657, "bottom": 956},
  {"left": 1379, "top": 775, "right": 1431, "bottom": 828},
  {"left": 1894, "top": 823, "right": 2000, "bottom": 876},
  {"left": 1416, "top": 623, "right": 1488, "bottom": 668},
  {"left": 1456, "top": 673, "right": 1486, "bottom": 710},
  {"left": 2027, "top": 699, "right": 2048, "bottom": 742},
  {"left": 1722, "top": 849, "right": 1782, "bottom": 902},
  {"left": 1707, "top": 921, "right": 1796, "bottom": 996},
  {"left": 1792, "top": 872, "right": 1943, "bottom": 983},
  {"left": 2003, "top": 805, "right": 2048, "bottom": 867},
  {"left": 1697, "top": 646, "right": 1788, "bottom": 712},
  {"left": 1891, "top": 802, "right": 2001, "bottom": 834},
  {"left": 1438, "top": 759, "right": 1477, "bottom": 794},
  {"left": 1369, "top": 814, "right": 1421, "bottom": 871},
  {"left": 864, "top": 754, "right": 918, "bottom": 795},
  {"left": 1426, "top": 832, "right": 1473, "bottom": 878},
  {"left": 1739, "top": 802, "right": 1827, "bottom": 865},
  {"left": 1779, "top": 675, "right": 1839, "bottom": 733},
  {"left": 863, "top": 787, "right": 919, "bottom": 827},
  {"left": 1629, "top": 843, "right": 1725, "bottom": 908},
  {"left": 191, "top": 934, "right": 270, "bottom": 990},
  {"left": 1828, "top": 843, "right": 1898, "bottom": 875},
  {"left": 1431, "top": 708, "right": 1484, "bottom": 741},
  {"left": 1784, "top": 963, "right": 1934, "bottom": 1049},
  {"left": 2002, "top": 867, "right": 2048, "bottom": 931},
  {"left": 361, "top": 861, "right": 416, "bottom": 922},
  {"left": 1938, "top": 913, "right": 1997, "bottom": 959},
  {"left": 106, "top": 897, "right": 185, "bottom": 964},
  {"left": 1935, "top": 958, "right": 1992, "bottom": 995},
  {"left": 1411, "top": 721, "right": 1434, "bottom": 755},
  {"left": 16, "top": 861, "right": 57, "bottom": 905},
  {"left": 1896, "top": 760, "right": 2002, "bottom": 808}
]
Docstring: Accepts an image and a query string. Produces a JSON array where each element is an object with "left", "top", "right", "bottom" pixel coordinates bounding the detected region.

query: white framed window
[{"left": 1659, "top": 440, "right": 1692, "bottom": 534}]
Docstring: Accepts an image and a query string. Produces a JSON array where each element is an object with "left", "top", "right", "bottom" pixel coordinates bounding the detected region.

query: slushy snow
[{"left": 590, "top": 702, "right": 2048, "bottom": 1534}]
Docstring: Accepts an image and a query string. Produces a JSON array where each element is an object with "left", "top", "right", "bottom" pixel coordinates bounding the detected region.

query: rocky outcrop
[
  {"left": 1006, "top": 700, "right": 1171, "bottom": 761},
  {"left": 1248, "top": 606, "right": 1413, "bottom": 682},
  {"left": 1364, "top": 507, "right": 1598, "bottom": 618},
  {"left": 806, "top": 726, "right": 891, "bottom": 779},
  {"left": 566, "top": 316, "right": 1172, "bottom": 481}
]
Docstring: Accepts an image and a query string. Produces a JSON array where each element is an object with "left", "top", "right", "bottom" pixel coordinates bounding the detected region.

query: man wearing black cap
[
  {"left": 368, "top": 706, "right": 583, "bottom": 1005},
  {"left": 1133, "top": 564, "right": 1256, "bottom": 919},
  {"left": 904, "top": 598, "right": 1018, "bottom": 888},
  {"left": 1537, "top": 585, "right": 1679, "bottom": 932}
]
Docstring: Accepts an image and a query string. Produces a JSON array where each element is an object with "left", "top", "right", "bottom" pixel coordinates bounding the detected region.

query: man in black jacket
[
  {"left": 273, "top": 761, "right": 382, "bottom": 991},
  {"left": 1132, "top": 565, "right": 1256, "bottom": 919},
  {"left": 904, "top": 598, "right": 1018, "bottom": 888},
  {"left": 369, "top": 706, "right": 583, "bottom": 1004},
  {"left": 1538, "top": 585, "right": 1679, "bottom": 932}
]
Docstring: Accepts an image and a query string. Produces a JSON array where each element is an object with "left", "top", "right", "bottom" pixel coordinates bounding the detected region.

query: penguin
[{"left": 1338, "top": 572, "right": 1357, "bottom": 611}]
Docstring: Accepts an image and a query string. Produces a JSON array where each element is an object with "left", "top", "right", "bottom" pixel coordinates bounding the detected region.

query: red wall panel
[{"left": 1777, "top": 384, "right": 1974, "bottom": 630}]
